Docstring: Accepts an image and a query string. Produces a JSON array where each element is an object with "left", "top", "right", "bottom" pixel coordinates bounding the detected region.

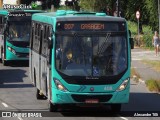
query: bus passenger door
[
  {"left": 40, "top": 25, "right": 49, "bottom": 97},
  {"left": 31, "top": 23, "right": 41, "bottom": 90},
  {"left": 0, "top": 23, "right": 4, "bottom": 59}
]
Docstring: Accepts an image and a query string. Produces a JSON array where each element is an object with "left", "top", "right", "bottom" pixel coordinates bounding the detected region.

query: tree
[
  {"left": 52, "top": 0, "right": 60, "bottom": 8},
  {"left": 144, "top": 0, "right": 158, "bottom": 31},
  {"left": 20, "top": 0, "right": 33, "bottom": 5},
  {"left": 78, "top": 0, "right": 158, "bottom": 31}
]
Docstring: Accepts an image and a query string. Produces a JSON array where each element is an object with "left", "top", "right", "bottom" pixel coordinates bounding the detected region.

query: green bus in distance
[{"left": 0, "top": 9, "right": 43, "bottom": 65}]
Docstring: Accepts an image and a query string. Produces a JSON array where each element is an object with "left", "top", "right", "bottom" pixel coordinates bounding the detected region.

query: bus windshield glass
[
  {"left": 56, "top": 33, "right": 127, "bottom": 77},
  {"left": 8, "top": 21, "right": 30, "bottom": 41}
]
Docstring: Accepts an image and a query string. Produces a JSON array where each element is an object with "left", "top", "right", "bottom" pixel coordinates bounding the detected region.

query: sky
[{"left": 3, "top": 0, "right": 17, "bottom": 5}]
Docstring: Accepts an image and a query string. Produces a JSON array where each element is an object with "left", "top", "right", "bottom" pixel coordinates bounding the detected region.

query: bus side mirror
[{"left": 130, "top": 38, "right": 134, "bottom": 49}]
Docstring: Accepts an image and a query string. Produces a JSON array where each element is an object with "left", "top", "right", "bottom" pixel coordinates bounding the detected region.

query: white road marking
[
  {"left": 2, "top": 102, "right": 8, "bottom": 107},
  {"left": 119, "top": 116, "right": 129, "bottom": 120}
]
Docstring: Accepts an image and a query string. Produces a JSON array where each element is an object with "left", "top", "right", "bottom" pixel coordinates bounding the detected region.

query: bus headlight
[
  {"left": 54, "top": 79, "right": 68, "bottom": 92},
  {"left": 117, "top": 78, "right": 129, "bottom": 91},
  {"left": 7, "top": 46, "right": 12, "bottom": 51},
  {"left": 7, "top": 46, "right": 16, "bottom": 54}
]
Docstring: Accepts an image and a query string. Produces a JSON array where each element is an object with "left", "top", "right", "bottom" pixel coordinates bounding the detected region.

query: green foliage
[
  {"left": 128, "top": 21, "right": 153, "bottom": 49},
  {"left": 79, "top": 0, "right": 109, "bottom": 12},
  {"left": 143, "top": 34, "right": 153, "bottom": 49},
  {"left": 31, "top": 2, "right": 42, "bottom": 10},
  {"left": 21, "top": 0, "right": 33, "bottom": 5},
  {"left": 52, "top": 0, "right": 60, "bottom": 8},
  {"left": 144, "top": 0, "right": 158, "bottom": 31},
  {"left": 78, "top": 0, "right": 158, "bottom": 30},
  {"left": 146, "top": 79, "right": 160, "bottom": 92},
  {"left": 127, "top": 21, "right": 137, "bottom": 36}
]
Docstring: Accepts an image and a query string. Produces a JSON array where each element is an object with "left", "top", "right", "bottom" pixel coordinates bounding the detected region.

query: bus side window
[
  {"left": 33, "top": 23, "right": 40, "bottom": 52},
  {"left": 33, "top": 23, "right": 37, "bottom": 51},
  {"left": 0, "top": 16, "right": 3, "bottom": 34},
  {"left": 30, "top": 22, "right": 35, "bottom": 49},
  {"left": 42, "top": 25, "right": 48, "bottom": 56},
  {"left": 47, "top": 26, "right": 53, "bottom": 64},
  {"left": 39, "top": 24, "right": 43, "bottom": 54}
]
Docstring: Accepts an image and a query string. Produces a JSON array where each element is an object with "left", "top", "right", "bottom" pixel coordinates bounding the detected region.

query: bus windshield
[
  {"left": 8, "top": 21, "right": 30, "bottom": 41},
  {"left": 56, "top": 33, "right": 127, "bottom": 77}
]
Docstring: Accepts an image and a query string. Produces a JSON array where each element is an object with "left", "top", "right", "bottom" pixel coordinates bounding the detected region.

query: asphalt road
[{"left": 0, "top": 49, "right": 160, "bottom": 120}]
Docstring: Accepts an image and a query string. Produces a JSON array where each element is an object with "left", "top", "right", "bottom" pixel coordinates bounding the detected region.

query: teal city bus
[
  {"left": 0, "top": 9, "right": 43, "bottom": 65},
  {"left": 29, "top": 10, "right": 134, "bottom": 112}
]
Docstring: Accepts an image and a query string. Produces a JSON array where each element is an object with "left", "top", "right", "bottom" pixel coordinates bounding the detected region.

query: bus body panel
[
  {"left": 40, "top": 55, "right": 48, "bottom": 96},
  {"left": 50, "top": 83, "right": 129, "bottom": 104},
  {"left": 5, "top": 41, "right": 29, "bottom": 60},
  {"left": 31, "top": 50, "right": 41, "bottom": 90},
  {"left": 0, "top": 9, "right": 44, "bottom": 63},
  {"left": 0, "top": 34, "right": 4, "bottom": 58},
  {"left": 50, "top": 69, "right": 130, "bottom": 104},
  {"left": 30, "top": 11, "right": 131, "bottom": 109}
]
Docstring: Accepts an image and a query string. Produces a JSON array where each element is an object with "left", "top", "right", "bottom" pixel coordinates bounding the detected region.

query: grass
[
  {"left": 142, "top": 60, "right": 160, "bottom": 72},
  {"left": 142, "top": 60, "right": 160, "bottom": 93},
  {"left": 131, "top": 68, "right": 160, "bottom": 93},
  {"left": 146, "top": 79, "right": 160, "bottom": 92},
  {"left": 131, "top": 68, "right": 141, "bottom": 83}
]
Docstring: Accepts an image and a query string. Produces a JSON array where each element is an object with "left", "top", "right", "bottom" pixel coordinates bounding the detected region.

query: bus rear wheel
[
  {"left": 36, "top": 89, "right": 44, "bottom": 99},
  {"left": 49, "top": 101, "right": 58, "bottom": 112},
  {"left": 111, "top": 104, "right": 121, "bottom": 113}
]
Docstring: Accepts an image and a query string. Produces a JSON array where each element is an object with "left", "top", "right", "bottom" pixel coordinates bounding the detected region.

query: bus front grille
[
  {"left": 16, "top": 52, "right": 29, "bottom": 58},
  {"left": 71, "top": 94, "right": 112, "bottom": 102}
]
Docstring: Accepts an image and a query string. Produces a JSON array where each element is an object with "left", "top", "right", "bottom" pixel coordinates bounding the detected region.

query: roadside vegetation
[
  {"left": 131, "top": 68, "right": 141, "bottom": 83},
  {"left": 131, "top": 68, "right": 160, "bottom": 93},
  {"left": 141, "top": 60, "right": 160, "bottom": 93},
  {"left": 146, "top": 79, "right": 160, "bottom": 93},
  {"left": 128, "top": 21, "right": 153, "bottom": 49},
  {"left": 142, "top": 60, "right": 160, "bottom": 72}
]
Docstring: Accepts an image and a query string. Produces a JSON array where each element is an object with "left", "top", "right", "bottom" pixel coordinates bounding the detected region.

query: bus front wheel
[
  {"left": 49, "top": 101, "right": 58, "bottom": 112},
  {"left": 1, "top": 52, "right": 8, "bottom": 66},
  {"left": 111, "top": 104, "right": 121, "bottom": 113}
]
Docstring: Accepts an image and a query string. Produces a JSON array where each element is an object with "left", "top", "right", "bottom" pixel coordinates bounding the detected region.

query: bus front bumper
[
  {"left": 6, "top": 49, "right": 29, "bottom": 60},
  {"left": 51, "top": 87, "right": 129, "bottom": 105}
]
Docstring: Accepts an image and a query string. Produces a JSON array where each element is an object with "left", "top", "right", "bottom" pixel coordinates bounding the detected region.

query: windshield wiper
[{"left": 97, "top": 33, "right": 111, "bottom": 55}]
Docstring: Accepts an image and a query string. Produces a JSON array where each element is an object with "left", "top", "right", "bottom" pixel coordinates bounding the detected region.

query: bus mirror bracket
[{"left": 130, "top": 38, "right": 134, "bottom": 49}]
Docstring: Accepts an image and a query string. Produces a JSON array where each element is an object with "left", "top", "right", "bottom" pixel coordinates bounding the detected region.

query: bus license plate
[{"left": 85, "top": 99, "right": 99, "bottom": 103}]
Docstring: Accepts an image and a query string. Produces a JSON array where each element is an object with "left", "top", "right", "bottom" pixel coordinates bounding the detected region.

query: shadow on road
[
  {"left": 122, "top": 92, "right": 160, "bottom": 112},
  {"left": 0, "top": 69, "right": 32, "bottom": 88},
  {"left": 61, "top": 110, "right": 117, "bottom": 117},
  {"left": 6, "top": 61, "right": 29, "bottom": 67}
]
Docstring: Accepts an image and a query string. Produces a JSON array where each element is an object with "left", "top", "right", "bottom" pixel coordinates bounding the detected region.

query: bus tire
[
  {"left": 49, "top": 101, "right": 58, "bottom": 112},
  {"left": 111, "top": 104, "right": 121, "bottom": 113},
  {"left": 36, "top": 89, "right": 44, "bottom": 99},
  {"left": 1, "top": 52, "right": 8, "bottom": 66}
]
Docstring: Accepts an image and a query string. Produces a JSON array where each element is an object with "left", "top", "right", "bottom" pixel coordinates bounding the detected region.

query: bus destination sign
[
  {"left": 64, "top": 23, "right": 105, "bottom": 30},
  {"left": 8, "top": 12, "right": 32, "bottom": 17},
  {"left": 57, "top": 22, "right": 126, "bottom": 32}
]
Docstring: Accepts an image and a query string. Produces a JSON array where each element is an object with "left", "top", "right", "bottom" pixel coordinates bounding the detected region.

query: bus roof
[
  {"left": 0, "top": 9, "right": 43, "bottom": 16},
  {"left": 32, "top": 10, "right": 126, "bottom": 24}
]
